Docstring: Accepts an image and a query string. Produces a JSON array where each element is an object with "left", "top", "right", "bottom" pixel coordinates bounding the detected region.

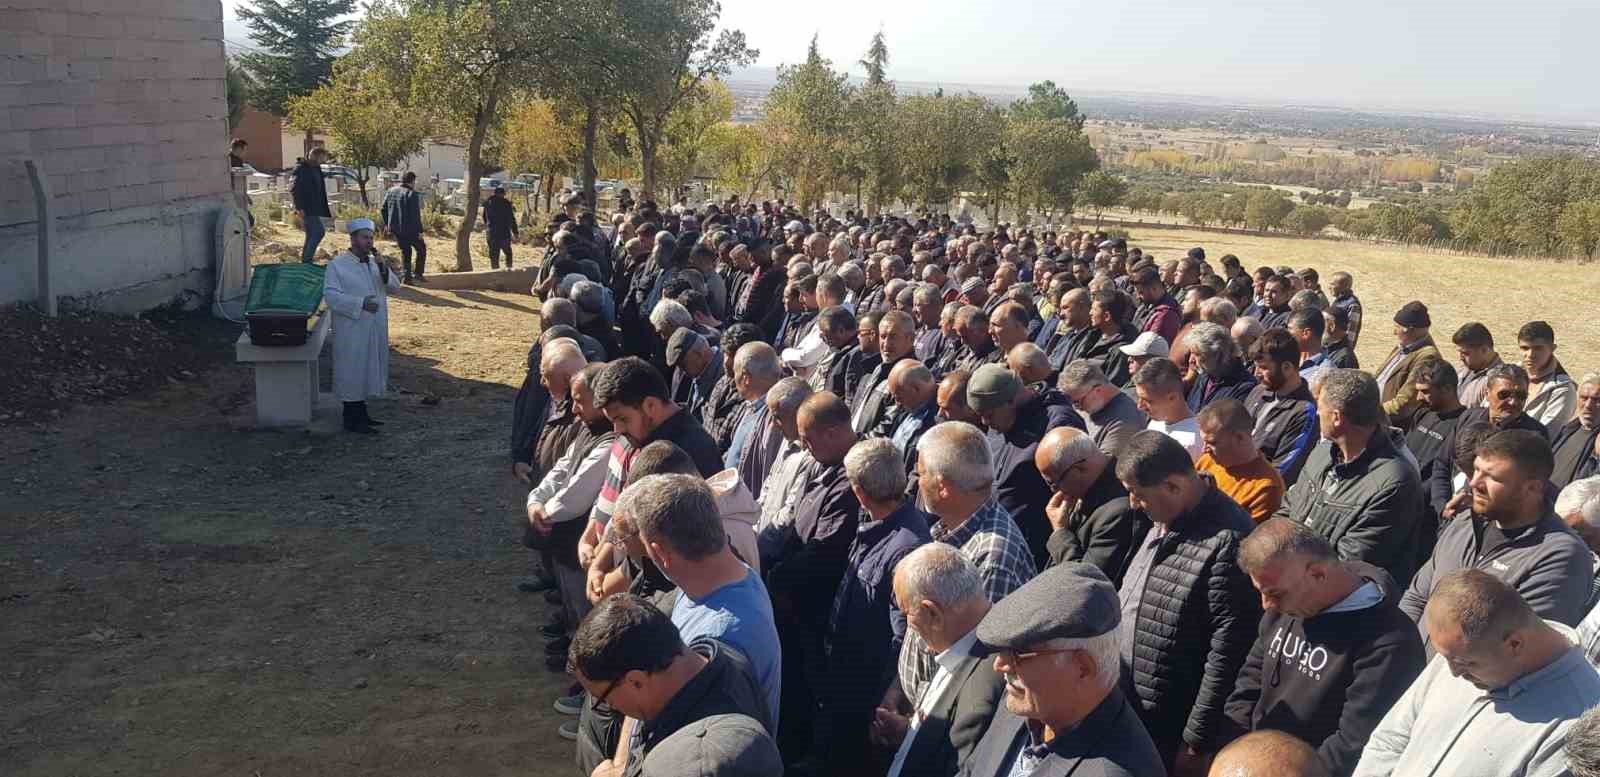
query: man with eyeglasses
[
  {"left": 962, "top": 562, "right": 1166, "bottom": 777},
  {"left": 568, "top": 594, "right": 776, "bottom": 777},
  {"left": 1036, "top": 426, "right": 1149, "bottom": 584}
]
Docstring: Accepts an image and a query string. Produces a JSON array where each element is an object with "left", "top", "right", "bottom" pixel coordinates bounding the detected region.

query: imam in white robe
[{"left": 323, "top": 251, "right": 401, "bottom": 402}]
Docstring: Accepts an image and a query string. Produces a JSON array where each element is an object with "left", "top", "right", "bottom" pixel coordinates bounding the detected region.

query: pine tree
[
  {"left": 859, "top": 29, "right": 889, "bottom": 86},
  {"left": 236, "top": 0, "right": 358, "bottom": 153}
]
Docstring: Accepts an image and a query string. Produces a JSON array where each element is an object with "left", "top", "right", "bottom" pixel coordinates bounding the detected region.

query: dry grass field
[{"left": 1126, "top": 227, "right": 1600, "bottom": 373}]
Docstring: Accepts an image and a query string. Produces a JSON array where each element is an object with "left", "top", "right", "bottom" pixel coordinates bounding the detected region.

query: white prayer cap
[{"left": 347, "top": 218, "right": 376, "bottom": 234}]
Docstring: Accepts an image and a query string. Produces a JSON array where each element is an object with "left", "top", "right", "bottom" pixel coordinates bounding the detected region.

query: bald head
[
  {"left": 1007, "top": 342, "right": 1052, "bottom": 384},
  {"left": 888, "top": 358, "right": 936, "bottom": 411},
  {"left": 540, "top": 342, "right": 587, "bottom": 399},
  {"left": 1209, "top": 731, "right": 1326, "bottom": 777}
]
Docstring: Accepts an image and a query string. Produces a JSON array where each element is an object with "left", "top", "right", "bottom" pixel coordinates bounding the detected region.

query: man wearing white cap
[{"left": 322, "top": 218, "right": 400, "bottom": 433}]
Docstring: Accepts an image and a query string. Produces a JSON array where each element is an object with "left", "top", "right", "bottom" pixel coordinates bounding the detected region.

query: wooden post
[{"left": 23, "top": 159, "right": 57, "bottom": 317}]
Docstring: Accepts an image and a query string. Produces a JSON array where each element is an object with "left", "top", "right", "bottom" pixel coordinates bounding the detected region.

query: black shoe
[
  {"left": 344, "top": 424, "right": 379, "bottom": 434},
  {"left": 413, "top": 276, "right": 428, "bottom": 285},
  {"left": 518, "top": 577, "right": 558, "bottom": 594},
  {"left": 539, "top": 623, "right": 567, "bottom": 640},
  {"left": 544, "top": 654, "right": 568, "bottom": 673},
  {"left": 365, "top": 417, "right": 385, "bottom": 426},
  {"left": 403, "top": 274, "right": 414, "bottom": 285},
  {"left": 543, "top": 589, "right": 562, "bottom": 605},
  {"left": 544, "top": 636, "right": 571, "bottom": 656}
]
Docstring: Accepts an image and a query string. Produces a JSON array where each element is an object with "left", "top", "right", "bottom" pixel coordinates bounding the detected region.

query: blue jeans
[{"left": 302, "top": 214, "right": 325, "bottom": 263}]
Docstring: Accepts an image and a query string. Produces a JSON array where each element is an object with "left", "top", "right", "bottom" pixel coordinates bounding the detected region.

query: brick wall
[
  {"left": 0, "top": 0, "right": 233, "bottom": 311},
  {"left": 1, "top": 0, "right": 229, "bottom": 225}
]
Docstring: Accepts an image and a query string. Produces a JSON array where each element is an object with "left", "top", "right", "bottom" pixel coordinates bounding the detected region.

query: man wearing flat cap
[
  {"left": 666, "top": 329, "right": 720, "bottom": 424},
  {"left": 1373, "top": 300, "right": 1439, "bottom": 423},
  {"left": 962, "top": 562, "right": 1167, "bottom": 777},
  {"left": 323, "top": 218, "right": 400, "bottom": 433},
  {"left": 969, "top": 364, "right": 1083, "bottom": 568}
]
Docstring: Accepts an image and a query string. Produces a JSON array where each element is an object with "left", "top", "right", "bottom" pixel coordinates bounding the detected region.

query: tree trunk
[
  {"left": 581, "top": 100, "right": 600, "bottom": 210},
  {"left": 639, "top": 136, "right": 658, "bottom": 203},
  {"left": 456, "top": 97, "right": 499, "bottom": 272},
  {"left": 303, "top": 128, "right": 314, "bottom": 157},
  {"left": 357, "top": 176, "right": 369, "bottom": 206}
]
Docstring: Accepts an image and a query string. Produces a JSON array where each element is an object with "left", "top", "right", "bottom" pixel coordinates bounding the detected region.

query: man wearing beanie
[{"left": 1374, "top": 301, "right": 1439, "bottom": 424}]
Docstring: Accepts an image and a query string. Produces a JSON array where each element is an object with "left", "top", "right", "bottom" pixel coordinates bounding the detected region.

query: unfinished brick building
[{"left": 0, "top": 0, "right": 234, "bottom": 312}]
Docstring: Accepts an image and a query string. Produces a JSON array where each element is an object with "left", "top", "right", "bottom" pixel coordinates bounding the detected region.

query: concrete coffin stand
[{"left": 235, "top": 311, "right": 332, "bottom": 428}]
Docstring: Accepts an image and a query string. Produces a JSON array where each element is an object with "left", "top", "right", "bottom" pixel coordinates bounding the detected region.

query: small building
[{"left": 1, "top": 0, "right": 236, "bottom": 312}]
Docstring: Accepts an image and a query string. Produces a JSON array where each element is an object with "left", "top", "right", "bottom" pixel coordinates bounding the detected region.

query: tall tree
[
  {"left": 616, "top": 0, "right": 756, "bottom": 201},
  {"left": 1010, "top": 118, "right": 1098, "bottom": 221},
  {"left": 761, "top": 36, "right": 851, "bottom": 211},
  {"left": 1078, "top": 171, "right": 1127, "bottom": 225},
  {"left": 236, "top": 0, "right": 357, "bottom": 153},
  {"left": 224, "top": 59, "right": 255, "bottom": 132},
  {"left": 288, "top": 65, "right": 430, "bottom": 206},
  {"left": 1010, "top": 80, "right": 1084, "bottom": 130},
  {"left": 649, "top": 78, "right": 736, "bottom": 200},
  {"left": 1558, "top": 200, "right": 1600, "bottom": 259},
  {"left": 354, "top": 0, "right": 565, "bottom": 270},
  {"left": 859, "top": 28, "right": 889, "bottom": 86}
]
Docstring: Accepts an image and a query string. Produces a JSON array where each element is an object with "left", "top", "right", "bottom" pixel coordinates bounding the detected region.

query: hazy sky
[{"left": 223, "top": 0, "right": 1600, "bottom": 123}]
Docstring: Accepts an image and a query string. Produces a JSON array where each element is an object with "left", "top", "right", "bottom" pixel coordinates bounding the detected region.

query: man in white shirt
[
  {"left": 873, "top": 543, "right": 1005, "bottom": 777},
  {"left": 1133, "top": 357, "right": 1204, "bottom": 461},
  {"left": 781, "top": 273, "right": 850, "bottom": 378}
]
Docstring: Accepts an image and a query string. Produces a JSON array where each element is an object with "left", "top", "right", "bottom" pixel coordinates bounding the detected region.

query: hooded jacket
[
  {"left": 1222, "top": 562, "right": 1426, "bottom": 777},
  {"left": 708, "top": 469, "right": 763, "bottom": 574}
]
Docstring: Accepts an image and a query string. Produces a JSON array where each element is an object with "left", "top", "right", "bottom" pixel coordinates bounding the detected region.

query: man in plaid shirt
[{"left": 895, "top": 421, "right": 1036, "bottom": 707}]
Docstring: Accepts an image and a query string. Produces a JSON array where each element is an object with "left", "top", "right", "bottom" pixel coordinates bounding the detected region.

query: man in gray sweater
[
  {"left": 1353, "top": 570, "right": 1600, "bottom": 777},
  {"left": 1400, "top": 429, "right": 1594, "bottom": 655}
]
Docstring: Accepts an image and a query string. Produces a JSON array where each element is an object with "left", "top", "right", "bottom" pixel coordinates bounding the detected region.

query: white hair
[
  {"left": 734, "top": 341, "right": 782, "bottom": 383},
  {"left": 1042, "top": 631, "right": 1122, "bottom": 691},
  {"left": 895, "top": 543, "right": 983, "bottom": 611},
  {"left": 919, "top": 421, "right": 993, "bottom": 493},
  {"left": 1199, "top": 297, "right": 1238, "bottom": 328},
  {"left": 649, "top": 298, "right": 692, "bottom": 331},
  {"left": 1184, "top": 321, "right": 1238, "bottom": 373},
  {"left": 1555, "top": 476, "right": 1600, "bottom": 526},
  {"left": 844, "top": 438, "right": 908, "bottom": 503}
]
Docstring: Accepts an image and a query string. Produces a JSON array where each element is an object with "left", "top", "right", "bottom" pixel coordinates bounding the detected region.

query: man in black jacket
[
  {"left": 1224, "top": 519, "right": 1426, "bottom": 777},
  {"left": 874, "top": 543, "right": 1003, "bottom": 777},
  {"left": 765, "top": 392, "right": 862, "bottom": 759},
  {"left": 963, "top": 562, "right": 1167, "bottom": 777},
  {"left": 1428, "top": 364, "right": 1549, "bottom": 517},
  {"left": 593, "top": 357, "right": 723, "bottom": 477},
  {"left": 1038, "top": 427, "right": 1149, "bottom": 584},
  {"left": 1279, "top": 369, "right": 1425, "bottom": 588},
  {"left": 569, "top": 595, "right": 774, "bottom": 777},
  {"left": 380, "top": 171, "right": 426, "bottom": 283},
  {"left": 1114, "top": 431, "right": 1260, "bottom": 771},
  {"left": 1405, "top": 357, "right": 1467, "bottom": 487},
  {"left": 290, "top": 148, "right": 330, "bottom": 263},
  {"left": 483, "top": 185, "right": 517, "bottom": 269}
]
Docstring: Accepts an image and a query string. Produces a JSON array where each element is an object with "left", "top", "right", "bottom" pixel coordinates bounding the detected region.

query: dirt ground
[{"left": 0, "top": 286, "right": 576, "bottom": 776}]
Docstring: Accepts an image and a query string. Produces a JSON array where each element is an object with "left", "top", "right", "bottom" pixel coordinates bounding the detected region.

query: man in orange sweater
[{"left": 1195, "top": 398, "right": 1285, "bottom": 522}]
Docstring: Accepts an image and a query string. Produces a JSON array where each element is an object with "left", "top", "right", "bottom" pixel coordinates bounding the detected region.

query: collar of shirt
[
  {"left": 1300, "top": 352, "right": 1329, "bottom": 370},
  {"left": 1322, "top": 580, "right": 1383, "bottom": 614},
  {"left": 934, "top": 628, "right": 980, "bottom": 673},
  {"left": 933, "top": 498, "right": 1004, "bottom": 547},
  {"left": 1493, "top": 636, "right": 1586, "bottom": 701}
]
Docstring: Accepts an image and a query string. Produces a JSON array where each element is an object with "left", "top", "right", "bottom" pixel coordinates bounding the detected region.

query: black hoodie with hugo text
[{"left": 1221, "top": 561, "right": 1426, "bottom": 777}]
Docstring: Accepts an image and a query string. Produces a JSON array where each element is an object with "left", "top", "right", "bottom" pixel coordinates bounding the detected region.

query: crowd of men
[{"left": 503, "top": 195, "right": 1600, "bottom": 777}]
